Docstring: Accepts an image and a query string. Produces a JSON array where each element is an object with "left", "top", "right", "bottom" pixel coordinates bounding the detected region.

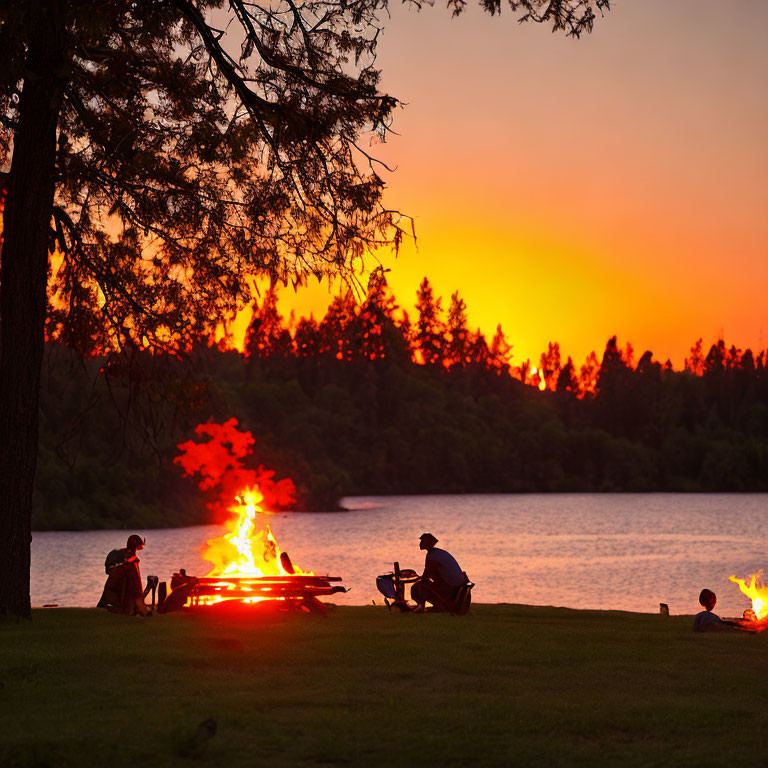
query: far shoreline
[{"left": 31, "top": 489, "right": 768, "bottom": 533}]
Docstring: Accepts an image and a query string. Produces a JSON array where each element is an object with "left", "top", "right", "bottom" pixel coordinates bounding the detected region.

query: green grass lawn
[{"left": 1, "top": 604, "right": 767, "bottom": 767}]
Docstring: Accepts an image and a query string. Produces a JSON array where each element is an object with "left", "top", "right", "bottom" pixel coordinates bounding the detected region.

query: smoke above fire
[{"left": 175, "top": 418, "right": 295, "bottom": 518}]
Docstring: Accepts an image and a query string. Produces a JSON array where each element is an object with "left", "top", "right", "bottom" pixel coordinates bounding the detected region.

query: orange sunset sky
[{"left": 229, "top": 0, "right": 767, "bottom": 369}]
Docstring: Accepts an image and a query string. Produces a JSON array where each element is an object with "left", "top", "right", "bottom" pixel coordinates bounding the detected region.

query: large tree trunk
[{"left": 0, "top": 6, "right": 64, "bottom": 619}]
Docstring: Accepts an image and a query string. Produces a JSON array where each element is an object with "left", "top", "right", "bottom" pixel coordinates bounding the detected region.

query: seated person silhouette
[
  {"left": 410, "top": 533, "right": 466, "bottom": 612},
  {"left": 97, "top": 534, "right": 151, "bottom": 616},
  {"left": 693, "top": 588, "right": 743, "bottom": 632}
]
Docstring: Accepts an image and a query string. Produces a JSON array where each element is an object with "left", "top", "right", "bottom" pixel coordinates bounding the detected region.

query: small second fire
[{"left": 729, "top": 570, "right": 768, "bottom": 623}]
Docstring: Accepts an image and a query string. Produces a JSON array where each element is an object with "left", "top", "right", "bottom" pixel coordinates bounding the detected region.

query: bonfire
[
  {"left": 158, "top": 486, "right": 346, "bottom": 613},
  {"left": 157, "top": 420, "right": 347, "bottom": 614}
]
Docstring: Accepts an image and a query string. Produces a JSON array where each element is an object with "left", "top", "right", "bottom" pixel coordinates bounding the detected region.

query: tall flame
[
  {"left": 729, "top": 571, "right": 768, "bottom": 620},
  {"left": 203, "top": 487, "right": 308, "bottom": 578}
]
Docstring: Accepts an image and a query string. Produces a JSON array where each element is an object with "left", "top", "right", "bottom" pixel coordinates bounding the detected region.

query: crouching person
[
  {"left": 411, "top": 532, "right": 466, "bottom": 612},
  {"left": 97, "top": 534, "right": 152, "bottom": 616}
]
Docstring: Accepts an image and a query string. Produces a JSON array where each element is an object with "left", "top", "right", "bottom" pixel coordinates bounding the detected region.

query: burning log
[
  {"left": 280, "top": 551, "right": 295, "bottom": 574},
  {"left": 192, "top": 575, "right": 342, "bottom": 584}
]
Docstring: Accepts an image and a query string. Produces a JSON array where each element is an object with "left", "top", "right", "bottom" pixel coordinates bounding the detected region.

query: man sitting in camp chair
[{"left": 411, "top": 533, "right": 469, "bottom": 613}]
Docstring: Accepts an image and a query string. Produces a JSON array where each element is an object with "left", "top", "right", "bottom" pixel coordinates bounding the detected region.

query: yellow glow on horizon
[
  {"left": 212, "top": 0, "right": 768, "bottom": 368},
  {"left": 215, "top": 303, "right": 254, "bottom": 351}
]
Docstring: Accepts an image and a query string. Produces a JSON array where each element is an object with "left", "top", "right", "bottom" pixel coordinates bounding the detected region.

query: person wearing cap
[
  {"left": 97, "top": 534, "right": 151, "bottom": 616},
  {"left": 411, "top": 533, "right": 466, "bottom": 611}
]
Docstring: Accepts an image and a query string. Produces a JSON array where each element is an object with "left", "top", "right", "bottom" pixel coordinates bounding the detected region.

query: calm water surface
[{"left": 31, "top": 494, "right": 768, "bottom": 617}]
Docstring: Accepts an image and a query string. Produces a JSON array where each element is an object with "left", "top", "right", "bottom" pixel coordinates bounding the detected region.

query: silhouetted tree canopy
[
  {"left": 1, "top": 0, "right": 609, "bottom": 350},
  {"left": 4, "top": 0, "right": 411, "bottom": 352},
  {"left": 1, "top": 0, "right": 610, "bottom": 616},
  {"left": 31, "top": 276, "right": 768, "bottom": 531}
]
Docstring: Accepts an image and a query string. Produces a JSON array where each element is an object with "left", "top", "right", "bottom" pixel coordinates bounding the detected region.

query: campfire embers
[
  {"left": 156, "top": 485, "right": 348, "bottom": 614},
  {"left": 158, "top": 572, "right": 347, "bottom": 615}
]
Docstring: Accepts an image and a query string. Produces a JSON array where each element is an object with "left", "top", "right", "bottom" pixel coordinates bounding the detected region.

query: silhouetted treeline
[{"left": 33, "top": 274, "right": 768, "bottom": 529}]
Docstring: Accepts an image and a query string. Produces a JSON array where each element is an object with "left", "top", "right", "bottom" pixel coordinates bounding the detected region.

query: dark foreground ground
[{"left": 1, "top": 604, "right": 766, "bottom": 767}]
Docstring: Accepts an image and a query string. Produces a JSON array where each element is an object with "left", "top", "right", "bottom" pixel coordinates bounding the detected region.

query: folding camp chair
[{"left": 376, "top": 561, "right": 419, "bottom": 612}]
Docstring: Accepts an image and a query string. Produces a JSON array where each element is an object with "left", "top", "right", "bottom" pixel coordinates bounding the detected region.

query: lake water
[{"left": 31, "top": 494, "right": 768, "bottom": 617}]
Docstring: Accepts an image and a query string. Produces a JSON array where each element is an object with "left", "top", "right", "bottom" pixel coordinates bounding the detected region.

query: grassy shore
[{"left": 1, "top": 604, "right": 767, "bottom": 767}]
